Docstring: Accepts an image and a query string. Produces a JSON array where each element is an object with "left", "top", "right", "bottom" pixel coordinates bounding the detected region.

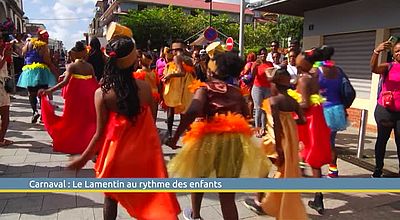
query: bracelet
[{"left": 373, "top": 50, "right": 380, "bottom": 55}]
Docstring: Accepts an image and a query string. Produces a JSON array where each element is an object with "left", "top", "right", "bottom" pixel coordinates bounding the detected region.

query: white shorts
[{"left": 0, "top": 84, "right": 10, "bottom": 107}]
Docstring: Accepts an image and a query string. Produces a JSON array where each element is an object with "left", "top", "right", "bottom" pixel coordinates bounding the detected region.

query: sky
[{"left": 23, "top": 0, "right": 260, "bottom": 50}]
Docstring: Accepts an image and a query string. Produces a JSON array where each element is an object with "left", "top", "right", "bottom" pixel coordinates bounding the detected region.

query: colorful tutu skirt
[
  {"left": 168, "top": 113, "right": 270, "bottom": 178},
  {"left": 17, "top": 63, "right": 56, "bottom": 88},
  {"left": 323, "top": 104, "right": 348, "bottom": 131}
]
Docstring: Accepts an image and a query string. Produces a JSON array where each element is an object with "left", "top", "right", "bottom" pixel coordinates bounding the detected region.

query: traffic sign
[
  {"left": 226, "top": 37, "right": 234, "bottom": 51},
  {"left": 204, "top": 27, "right": 218, "bottom": 42}
]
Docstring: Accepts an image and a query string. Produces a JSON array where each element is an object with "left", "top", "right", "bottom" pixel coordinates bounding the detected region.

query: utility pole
[
  {"left": 205, "top": 0, "right": 212, "bottom": 27},
  {"left": 239, "top": 0, "right": 245, "bottom": 57}
]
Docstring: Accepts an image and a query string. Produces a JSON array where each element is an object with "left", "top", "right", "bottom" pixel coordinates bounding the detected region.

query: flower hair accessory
[{"left": 108, "top": 51, "right": 117, "bottom": 58}]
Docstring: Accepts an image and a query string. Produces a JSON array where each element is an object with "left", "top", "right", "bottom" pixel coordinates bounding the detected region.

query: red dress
[
  {"left": 94, "top": 107, "right": 180, "bottom": 219},
  {"left": 41, "top": 74, "right": 98, "bottom": 154},
  {"left": 297, "top": 105, "right": 332, "bottom": 168}
]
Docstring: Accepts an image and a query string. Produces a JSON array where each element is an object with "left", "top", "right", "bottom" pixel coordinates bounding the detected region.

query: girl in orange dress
[
  {"left": 133, "top": 51, "right": 160, "bottom": 120},
  {"left": 68, "top": 35, "right": 180, "bottom": 220}
]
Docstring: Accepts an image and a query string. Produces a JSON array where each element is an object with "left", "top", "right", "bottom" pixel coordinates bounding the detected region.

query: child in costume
[
  {"left": 244, "top": 67, "right": 307, "bottom": 220},
  {"left": 314, "top": 46, "right": 348, "bottom": 179},
  {"left": 39, "top": 41, "right": 98, "bottom": 154},
  {"left": 162, "top": 40, "right": 195, "bottom": 142},
  {"left": 68, "top": 32, "right": 180, "bottom": 220},
  {"left": 167, "top": 52, "right": 270, "bottom": 220},
  {"left": 17, "top": 29, "right": 58, "bottom": 123},
  {"left": 295, "top": 47, "right": 334, "bottom": 214},
  {"left": 133, "top": 51, "right": 160, "bottom": 121}
]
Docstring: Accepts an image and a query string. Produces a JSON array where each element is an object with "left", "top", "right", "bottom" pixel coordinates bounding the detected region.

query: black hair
[
  {"left": 101, "top": 36, "right": 141, "bottom": 119},
  {"left": 271, "top": 40, "right": 279, "bottom": 45},
  {"left": 214, "top": 52, "right": 245, "bottom": 80},
  {"left": 71, "top": 41, "right": 85, "bottom": 52},
  {"left": 273, "top": 66, "right": 291, "bottom": 90},
  {"left": 302, "top": 45, "right": 335, "bottom": 63},
  {"left": 258, "top": 47, "right": 267, "bottom": 54},
  {"left": 89, "top": 37, "right": 101, "bottom": 50},
  {"left": 142, "top": 51, "right": 153, "bottom": 60},
  {"left": 171, "top": 39, "right": 185, "bottom": 46}
]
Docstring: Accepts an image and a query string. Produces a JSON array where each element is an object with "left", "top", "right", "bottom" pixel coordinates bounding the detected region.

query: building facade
[
  {"left": 0, "top": 0, "right": 24, "bottom": 33},
  {"left": 253, "top": 0, "right": 400, "bottom": 128},
  {"left": 90, "top": 0, "right": 254, "bottom": 39}
]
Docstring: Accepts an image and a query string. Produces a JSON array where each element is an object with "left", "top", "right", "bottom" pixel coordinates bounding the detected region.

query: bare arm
[
  {"left": 294, "top": 100, "right": 306, "bottom": 125},
  {"left": 270, "top": 99, "right": 284, "bottom": 167},
  {"left": 370, "top": 41, "right": 391, "bottom": 75},
  {"left": 297, "top": 76, "right": 311, "bottom": 109},
  {"left": 167, "top": 87, "right": 207, "bottom": 148},
  {"left": 68, "top": 89, "right": 109, "bottom": 170},
  {"left": 42, "top": 64, "right": 75, "bottom": 94},
  {"left": 41, "top": 45, "right": 59, "bottom": 77}
]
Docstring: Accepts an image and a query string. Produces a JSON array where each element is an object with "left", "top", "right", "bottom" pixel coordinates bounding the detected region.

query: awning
[{"left": 250, "top": 0, "right": 357, "bottom": 17}]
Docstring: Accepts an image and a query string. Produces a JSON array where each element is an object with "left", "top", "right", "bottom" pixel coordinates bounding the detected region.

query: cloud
[
  {"left": 43, "top": 0, "right": 95, "bottom": 49},
  {"left": 31, "top": 0, "right": 42, "bottom": 4},
  {"left": 39, "top": 6, "right": 50, "bottom": 14}
]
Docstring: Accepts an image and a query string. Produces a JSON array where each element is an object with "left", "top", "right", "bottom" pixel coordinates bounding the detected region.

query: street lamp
[{"left": 205, "top": 0, "right": 212, "bottom": 27}]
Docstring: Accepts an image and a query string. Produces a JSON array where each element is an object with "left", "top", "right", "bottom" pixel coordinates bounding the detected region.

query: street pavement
[{"left": 0, "top": 93, "right": 399, "bottom": 220}]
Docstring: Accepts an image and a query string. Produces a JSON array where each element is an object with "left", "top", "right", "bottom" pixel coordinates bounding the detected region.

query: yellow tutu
[{"left": 168, "top": 113, "right": 271, "bottom": 178}]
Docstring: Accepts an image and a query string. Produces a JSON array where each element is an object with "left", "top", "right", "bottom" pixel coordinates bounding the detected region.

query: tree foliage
[{"left": 121, "top": 6, "right": 303, "bottom": 51}]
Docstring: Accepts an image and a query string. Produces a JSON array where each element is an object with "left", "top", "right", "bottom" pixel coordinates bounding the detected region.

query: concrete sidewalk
[{"left": 0, "top": 94, "right": 399, "bottom": 220}]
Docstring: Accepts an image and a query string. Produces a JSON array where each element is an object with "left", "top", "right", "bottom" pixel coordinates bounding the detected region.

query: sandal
[{"left": 0, "top": 139, "right": 14, "bottom": 147}]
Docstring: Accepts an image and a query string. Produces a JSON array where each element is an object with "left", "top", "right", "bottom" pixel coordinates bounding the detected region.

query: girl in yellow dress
[{"left": 167, "top": 52, "right": 270, "bottom": 220}]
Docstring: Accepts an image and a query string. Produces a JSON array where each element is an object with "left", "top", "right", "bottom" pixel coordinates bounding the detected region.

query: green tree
[{"left": 120, "top": 7, "right": 303, "bottom": 51}]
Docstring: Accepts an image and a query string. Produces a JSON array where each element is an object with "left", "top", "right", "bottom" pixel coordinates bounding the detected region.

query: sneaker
[
  {"left": 328, "top": 166, "right": 339, "bottom": 178},
  {"left": 243, "top": 198, "right": 265, "bottom": 215},
  {"left": 182, "top": 208, "right": 202, "bottom": 220},
  {"left": 371, "top": 169, "right": 382, "bottom": 178},
  {"left": 31, "top": 112, "right": 40, "bottom": 123}
]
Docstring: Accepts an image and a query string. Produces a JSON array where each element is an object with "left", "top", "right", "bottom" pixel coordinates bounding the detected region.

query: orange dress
[
  {"left": 261, "top": 99, "right": 307, "bottom": 220},
  {"left": 94, "top": 106, "right": 180, "bottom": 219},
  {"left": 133, "top": 69, "right": 160, "bottom": 102}
]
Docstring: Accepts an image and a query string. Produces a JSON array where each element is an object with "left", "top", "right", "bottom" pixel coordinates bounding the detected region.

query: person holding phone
[
  {"left": 0, "top": 35, "right": 13, "bottom": 146},
  {"left": 370, "top": 37, "right": 400, "bottom": 177}
]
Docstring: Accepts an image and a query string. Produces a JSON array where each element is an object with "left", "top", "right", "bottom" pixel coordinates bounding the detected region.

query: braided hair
[{"left": 101, "top": 36, "right": 141, "bottom": 119}]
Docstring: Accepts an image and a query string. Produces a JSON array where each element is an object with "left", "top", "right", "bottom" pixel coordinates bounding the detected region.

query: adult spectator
[
  {"left": 370, "top": 39, "right": 400, "bottom": 177},
  {"left": 287, "top": 50, "right": 300, "bottom": 83},
  {"left": 267, "top": 40, "right": 283, "bottom": 63},
  {"left": 192, "top": 49, "right": 207, "bottom": 82},
  {"left": 289, "top": 39, "right": 301, "bottom": 54},
  {"left": 251, "top": 48, "right": 274, "bottom": 137},
  {"left": 87, "top": 37, "right": 105, "bottom": 81},
  {"left": 239, "top": 52, "right": 256, "bottom": 119},
  {"left": 156, "top": 47, "right": 168, "bottom": 79},
  {"left": 272, "top": 51, "right": 281, "bottom": 67},
  {"left": 0, "top": 35, "right": 12, "bottom": 146}
]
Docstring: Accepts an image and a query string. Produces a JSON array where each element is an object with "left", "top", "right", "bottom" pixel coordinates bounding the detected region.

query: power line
[{"left": 28, "top": 17, "right": 92, "bottom": 21}]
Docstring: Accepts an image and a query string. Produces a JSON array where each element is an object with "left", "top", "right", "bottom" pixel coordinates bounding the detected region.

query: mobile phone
[{"left": 388, "top": 36, "right": 398, "bottom": 45}]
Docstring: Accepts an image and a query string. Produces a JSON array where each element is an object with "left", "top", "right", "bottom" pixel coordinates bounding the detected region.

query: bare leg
[
  {"left": 191, "top": 193, "right": 204, "bottom": 219},
  {"left": 167, "top": 107, "right": 175, "bottom": 137},
  {"left": 219, "top": 193, "right": 238, "bottom": 220},
  {"left": 103, "top": 196, "right": 118, "bottom": 220},
  {"left": 0, "top": 106, "right": 10, "bottom": 141}
]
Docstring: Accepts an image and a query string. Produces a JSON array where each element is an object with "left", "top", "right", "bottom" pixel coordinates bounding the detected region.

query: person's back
[
  {"left": 318, "top": 66, "right": 342, "bottom": 107},
  {"left": 204, "top": 81, "right": 247, "bottom": 117}
]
